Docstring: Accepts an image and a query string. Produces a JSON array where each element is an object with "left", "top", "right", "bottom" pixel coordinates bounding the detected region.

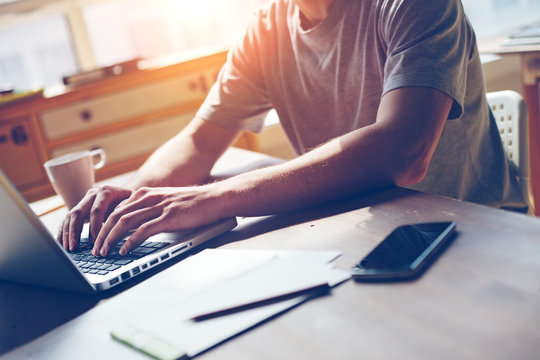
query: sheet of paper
[
  {"left": 4, "top": 249, "right": 350, "bottom": 359},
  {"left": 118, "top": 250, "right": 350, "bottom": 356},
  {"left": 181, "top": 257, "right": 336, "bottom": 320}
]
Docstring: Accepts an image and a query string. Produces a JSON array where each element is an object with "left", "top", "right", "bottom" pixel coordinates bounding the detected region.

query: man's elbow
[{"left": 392, "top": 155, "right": 431, "bottom": 187}]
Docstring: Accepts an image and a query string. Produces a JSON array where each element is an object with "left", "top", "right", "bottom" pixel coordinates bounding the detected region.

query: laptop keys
[{"left": 69, "top": 238, "right": 169, "bottom": 275}]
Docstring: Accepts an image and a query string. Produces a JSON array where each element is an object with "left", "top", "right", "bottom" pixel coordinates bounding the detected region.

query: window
[
  {"left": 83, "top": 0, "right": 264, "bottom": 67},
  {"left": 0, "top": 0, "right": 264, "bottom": 91},
  {"left": 2, "top": 0, "right": 538, "bottom": 92},
  {"left": 462, "top": 0, "right": 540, "bottom": 39},
  {"left": 0, "top": 14, "right": 78, "bottom": 91}
]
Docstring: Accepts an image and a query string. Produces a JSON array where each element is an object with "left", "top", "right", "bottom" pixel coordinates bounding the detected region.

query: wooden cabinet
[
  {"left": 0, "top": 50, "right": 256, "bottom": 202},
  {"left": 39, "top": 70, "right": 216, "bottom": 141},
  {"left": 49, "top": 112, "right": 196, "bottom": 163},
  {"left": 0, "top": 117, "right": 44, "bottom": 189}
]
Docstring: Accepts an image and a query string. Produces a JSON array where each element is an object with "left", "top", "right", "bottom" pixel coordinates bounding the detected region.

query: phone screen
[{"left": 351, "top": 221, "right": 456, "bottom": 281}]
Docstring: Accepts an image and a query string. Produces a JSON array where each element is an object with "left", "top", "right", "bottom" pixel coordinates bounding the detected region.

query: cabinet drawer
[
  {"left": 40, "top": 69, "right": 217, "bottom": 141},
  {"left": 0, "top": 118, "right": 44, "bottom": 188},
  {"left": 50, "top": 112, "right": 195, "bottom": 164}
]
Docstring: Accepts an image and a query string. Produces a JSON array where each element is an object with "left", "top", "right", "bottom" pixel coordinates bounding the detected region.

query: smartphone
[{"left": 350, "top": 221, "right": 456, "bottom": 281}]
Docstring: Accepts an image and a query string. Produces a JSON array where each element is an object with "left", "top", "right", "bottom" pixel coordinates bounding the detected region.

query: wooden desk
[
  {"left": 481, "top": 40, "right": 540, "bottom": 216},
  {"left": 2, "top": 149, "right": 540, "bottom": 359}
]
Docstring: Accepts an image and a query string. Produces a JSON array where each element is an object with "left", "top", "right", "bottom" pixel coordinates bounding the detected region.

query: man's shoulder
[{"left": 249, "top": 0, "right": 290, "bottom": 32}]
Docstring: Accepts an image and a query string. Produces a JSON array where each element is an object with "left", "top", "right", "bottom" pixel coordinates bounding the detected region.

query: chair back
[{"left": 486, "top": 90, "right": 531, "bottom": 207}]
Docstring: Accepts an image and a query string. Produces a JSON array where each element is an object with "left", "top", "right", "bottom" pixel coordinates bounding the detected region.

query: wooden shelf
[{"left": 0, "top": 50, "right": 258, "bottom": 202}]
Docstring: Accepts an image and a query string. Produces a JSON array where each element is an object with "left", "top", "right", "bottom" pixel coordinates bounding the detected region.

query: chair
[{"left": 486, "top": 90, "right": 532, "bottom": 208}]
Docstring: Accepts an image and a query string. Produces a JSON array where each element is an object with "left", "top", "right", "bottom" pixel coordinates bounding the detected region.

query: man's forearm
[
  {"left": 210, "top": 87, "right": 451, "bottom": 218},
  {"left": 213, "top": 126, "right": 395, "bottom": 217}
]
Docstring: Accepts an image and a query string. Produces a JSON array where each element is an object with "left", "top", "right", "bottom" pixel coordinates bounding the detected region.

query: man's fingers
[
  {"left": 120, "top": 217, "right": 166, "bottom": 256},
  {"left": 93, "top": 205, "right": 161, "bottom": 257},
  {"left": 89, "top": 198, "right": 108, "bottom": 242},
  {"left": 55, "top": 185, "right": 134, "bottom": 254},
  {"left": 68, "top": 210, "right": 85, "bottom": 251},
  {"left": 63, "top": 191, "right": 97, "bottom": 250},
  {"left": 92, "top": 188, "right": 163, "bottom": 256},
  {"left": 61, "top": 217, "right": 70, "bottom": 250},
  {"left": 88, "top": 186, "right": 130, "bottom": 242}
]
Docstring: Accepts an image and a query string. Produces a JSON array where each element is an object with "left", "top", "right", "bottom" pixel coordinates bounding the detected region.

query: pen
[{"left": 191, "top": 283, "right": 330, "bottom": 322}]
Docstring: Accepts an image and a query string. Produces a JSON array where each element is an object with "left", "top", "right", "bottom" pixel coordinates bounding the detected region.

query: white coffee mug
[{"left": 44, "top": 149, "right": 106, "bottom": 209}]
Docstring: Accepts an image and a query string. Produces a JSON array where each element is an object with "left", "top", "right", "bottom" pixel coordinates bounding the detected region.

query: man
[{"left": 58, "top": 0, "right": 524, "bottom": 257}]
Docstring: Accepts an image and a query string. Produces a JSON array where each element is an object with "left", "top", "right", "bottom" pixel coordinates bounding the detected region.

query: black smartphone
[{"left": 350, "top": 221, "right": 456, "bottom": 281}]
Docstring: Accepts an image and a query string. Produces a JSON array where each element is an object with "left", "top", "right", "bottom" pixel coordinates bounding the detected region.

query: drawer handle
[
  {"left": 188, "top": 75, "right": 208, "bottom": 93},
  {"left": 11, "top": 125, "right": 28, "bottom": 145},
  {"left": 80, "top": 109, "right": 92, "bottom": 122}
]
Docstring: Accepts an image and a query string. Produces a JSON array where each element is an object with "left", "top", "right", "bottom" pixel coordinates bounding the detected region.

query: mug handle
[{"left": 89, "top": 148, "right": 106, "bottom": 170}]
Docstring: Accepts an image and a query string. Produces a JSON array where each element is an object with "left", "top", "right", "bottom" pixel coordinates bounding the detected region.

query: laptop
[{"left": 0, "top": 170, "right": 237, "bottom": 294}]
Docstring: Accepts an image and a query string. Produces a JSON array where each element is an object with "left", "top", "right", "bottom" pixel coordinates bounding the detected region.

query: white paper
[
  {"left": 3, "top": 249, "right": 350, "bottom": 359},
  {"left": 180, "top": 257, "right": 336, "bottom": 320}
]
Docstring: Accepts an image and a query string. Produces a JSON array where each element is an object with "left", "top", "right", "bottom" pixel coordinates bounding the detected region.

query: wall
[{"left": 482, "top": 55, "right": 523, "bottom": 94}]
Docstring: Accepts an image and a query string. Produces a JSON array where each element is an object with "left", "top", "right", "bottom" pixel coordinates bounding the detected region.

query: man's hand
[
  {"left": 90, "top": 185, "right": 223, "bottom": 257},
  {"left": 57, "top": 185, "right": 132, "bottom": 252},
  {"left": 56, "top": 116, "right": 240, "bottom": 255}
]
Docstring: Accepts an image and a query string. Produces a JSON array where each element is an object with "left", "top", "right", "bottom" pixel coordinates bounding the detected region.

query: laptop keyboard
[{"left": 68, "top": 237, "right": 169, "bottom": 276}]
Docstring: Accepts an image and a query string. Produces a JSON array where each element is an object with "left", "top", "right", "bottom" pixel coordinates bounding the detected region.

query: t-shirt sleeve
[
  {"left": 380, "top": 0, "right": 474, "bottom": 119},
  {"left": 196, "top": 9, "right": 273, "bottom": 133}
]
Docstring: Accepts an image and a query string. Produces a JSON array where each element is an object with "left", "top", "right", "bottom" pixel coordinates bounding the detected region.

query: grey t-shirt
[{"left": 197, "top": 0, "right": 525, "bottom": 209}]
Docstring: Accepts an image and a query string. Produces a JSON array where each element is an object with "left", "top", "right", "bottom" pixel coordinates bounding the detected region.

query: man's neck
[{"left": 294, "top": 0, "right": 336, "bottom": 29}]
